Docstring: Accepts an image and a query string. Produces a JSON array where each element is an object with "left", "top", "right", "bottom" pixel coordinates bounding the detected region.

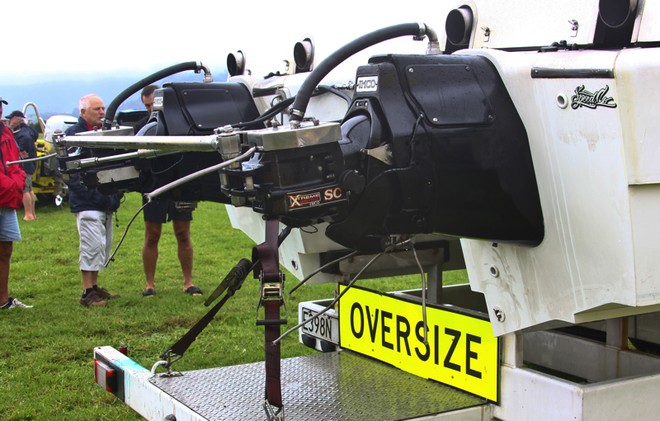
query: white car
[{"left": 43, "top": 114, "right": 78, "bottom": 142}]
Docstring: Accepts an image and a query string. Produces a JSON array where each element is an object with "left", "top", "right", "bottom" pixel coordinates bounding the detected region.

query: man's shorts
[
  {"left": 0, "top": 208, "right": 21, "bottom": 242},
  {"left": 23, "top": 174, "right": 33, "bottom": 193},
  {"left": 143, "top": 198, "right": 193, "bottom": 224},
  {"left": 76, "top": 210, "right": 113, "bottom": 271}
]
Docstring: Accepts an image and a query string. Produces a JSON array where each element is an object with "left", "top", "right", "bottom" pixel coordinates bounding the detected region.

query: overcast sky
[{"left": 3, "top": 0, "right": 453, "bottom": 85}]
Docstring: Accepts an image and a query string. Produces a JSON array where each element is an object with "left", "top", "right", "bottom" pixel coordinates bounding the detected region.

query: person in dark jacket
[
  {"left": 0, "top": 97, "right": 32, "bottom": 309},
  {"left": 6, "top": 110, "right": 38, "bottom": 221},
  {"left": 65, "top": 94, "right": 122, "bottom": 307}
]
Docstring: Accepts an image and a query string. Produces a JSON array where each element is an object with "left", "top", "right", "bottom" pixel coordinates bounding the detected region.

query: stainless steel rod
[
  {"left": 6, "top": 153, "right": 57, "bottom": 166},
  {"left": 72, "top": 149, "right": 181, "bottom": 169},
  {"left": 59, "top": 134, "right": 221, "bottom": 151}
]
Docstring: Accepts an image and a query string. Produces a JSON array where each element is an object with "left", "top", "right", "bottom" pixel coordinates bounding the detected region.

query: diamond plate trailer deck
[
  {"left": 94, "top": 346, "right": 487, "bottom": 420},
  {"left": 95, "top": 311, "right": 660, "bottom": 421}
]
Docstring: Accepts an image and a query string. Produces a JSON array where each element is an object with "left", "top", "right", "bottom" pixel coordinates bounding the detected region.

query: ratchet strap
[
  {"left": 253, "top": 218, "right": 286, "bottom": 414},
  {"left": 160, "top": 258, "right": 251, "bottom": 364}
]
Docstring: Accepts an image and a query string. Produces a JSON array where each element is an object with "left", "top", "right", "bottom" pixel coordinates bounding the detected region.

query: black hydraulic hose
[
  {"left": 289, "top": 23, "right": 437, "bottom": 123},
  {"left": 234, "top": 97, "right": 295, "bottom": 130},
  {"left": 233, "top": 85, "right": 351, "bottom": 130},
  {"left": 102, "top": 61, "right": 211, "bottom": 130}
]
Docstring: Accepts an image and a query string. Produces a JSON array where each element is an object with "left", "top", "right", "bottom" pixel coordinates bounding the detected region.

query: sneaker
[
  {"left": 0, "top": 297, "right": 33, "bottom": 309},
  {"left": 96, "top": 286, "right": 119, "bottom": 300},
  {"left": 80, "top": 290, "right": 107, "bottom": 307}
]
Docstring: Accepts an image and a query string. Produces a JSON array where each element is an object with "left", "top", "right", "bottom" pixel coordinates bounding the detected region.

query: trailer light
[{"left": 94, "top": 359, "right": 117, "bottom": 393}]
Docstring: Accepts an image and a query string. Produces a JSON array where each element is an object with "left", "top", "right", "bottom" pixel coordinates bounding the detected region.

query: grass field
[{"left": 1, "top": 192, "right": 467, "bottom": 420}]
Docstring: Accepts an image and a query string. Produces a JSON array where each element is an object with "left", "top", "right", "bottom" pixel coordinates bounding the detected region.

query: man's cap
[
  {"left": 5, "top": 110, "right": 24, "bottom": 119},
  {"left": 0, "top": 97, "right": 7, "bottom": 105}
]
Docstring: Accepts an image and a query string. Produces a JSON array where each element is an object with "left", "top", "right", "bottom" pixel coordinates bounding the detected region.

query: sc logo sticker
[{"left": 324, "top": 187, "right": 343, "bottom": 201}]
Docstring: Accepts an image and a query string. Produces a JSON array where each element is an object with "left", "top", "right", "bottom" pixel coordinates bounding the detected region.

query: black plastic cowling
[{"left": 326, "top": 54, "right": 544, "bottom": 252}]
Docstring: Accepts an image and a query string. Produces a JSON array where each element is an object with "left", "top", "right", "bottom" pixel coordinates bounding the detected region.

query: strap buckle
[
  {"left": 261, "top": 280, "right": 283, "bottom": 301},
  {"left": 256, "top": 274, "right": 288, "bottom": 326}
]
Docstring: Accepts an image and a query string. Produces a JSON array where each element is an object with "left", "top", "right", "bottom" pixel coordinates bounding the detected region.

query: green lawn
[{"left": 1, "top": 192, "right": 466, "bottom": 420}]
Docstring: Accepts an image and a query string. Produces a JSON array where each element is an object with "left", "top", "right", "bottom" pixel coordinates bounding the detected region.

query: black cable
[
  {"left": 104, "top": 199, "right": 150, "bottom": 267},
  {"left": 320, "top": 85, "right": 352, "bottom": 105},
  {"left": 288, "top": 250, "right": 359, "bottom": 295},
  {"left": 274, "top": 251, "right": 385, "bottom": 344},
  {"left": 235, "top": 97, "right": 295, "bottom": 130},
  {"left": 274, "top": 238, "right": 413, "bottom": 344}
]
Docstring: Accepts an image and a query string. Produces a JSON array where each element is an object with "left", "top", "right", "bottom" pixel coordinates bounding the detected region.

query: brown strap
[
  {"left": 264, "top": 299, "right": 282, "bottom": 407},
  {"left": 254, "top": 219, "right": 284, "bottom": 409},
  {"left": 252, "top": 219, "right": 279, "bottom": 281}
]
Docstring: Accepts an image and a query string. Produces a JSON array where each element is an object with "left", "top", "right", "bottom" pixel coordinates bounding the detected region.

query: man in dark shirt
[
  {"left": 65, "top": 94, "right": 122, "bottom": 307},
  {"left": 6, "top": 110, "right": 38, "bottom": 221},
  {"left": 134, "top": 85, "right": 202, "bottom": 297},
  {"left": 133, "top": 84, "right": 158, "bottom": 135}
]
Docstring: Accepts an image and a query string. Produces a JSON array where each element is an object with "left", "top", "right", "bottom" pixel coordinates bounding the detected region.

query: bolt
[{"left": 493, "top": 308, "right": 505, "bottom": 322}]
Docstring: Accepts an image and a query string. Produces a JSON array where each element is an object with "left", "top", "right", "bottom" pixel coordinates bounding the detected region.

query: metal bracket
[
  {"left": 264, "top": 399, "right": 285, "bottom": 420},
  {"left": 361, "top": 144, "right": 393, "bottom": 165},
  {"left": 481, "top": 26, "right": 491, "bottom": 43},
  {"left": 150, "top": 354, "right": 183, "bottom": 378}
]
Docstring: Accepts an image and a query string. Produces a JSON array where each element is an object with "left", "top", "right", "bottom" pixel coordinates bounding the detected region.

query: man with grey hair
[
  {"left": 69, "top": 94, "right": 105, "bottom": 132},
  {"left": 65, "top": 94, "right": 122, "bottom": 307}
]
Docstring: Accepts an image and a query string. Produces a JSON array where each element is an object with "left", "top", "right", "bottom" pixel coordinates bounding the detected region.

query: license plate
[{"left": 298, "top": 301, "right": 339, "bottom": 345}]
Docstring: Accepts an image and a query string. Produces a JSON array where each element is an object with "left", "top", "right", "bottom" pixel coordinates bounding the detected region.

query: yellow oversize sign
[{"left": 339, "top": 286, "right": 499, "bottom": 401}]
